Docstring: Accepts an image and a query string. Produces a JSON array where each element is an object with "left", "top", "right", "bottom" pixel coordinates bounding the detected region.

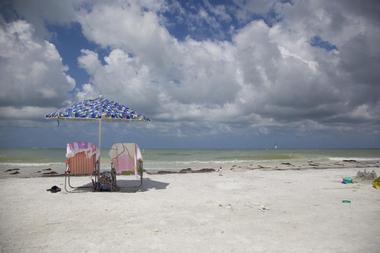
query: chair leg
[
  {"left": 64, "top": 174, "right": 72, "bottom": 192},
  {"left": 64, "top": 173, "right": 79, "bottom": 193},
  {"left": 64, "top": 166, "right": 74, "bottom": 191},
  {"left": 68, "top": 175, "right": 75, "bottom": 188},
  {"left": 65, "top": 173, "right": 95, "bottom": 192},
  {"left": 91, "top": 176, "right": 97, "bottom": 191},
  {"left": 111, "top": 168, "right": 118, "bottom": 191},
  {"left": 139, "top": 169, "right": 143, "bottom": 188},
  {"left": 134, "top": 169, "right": 144, "bottom": 192}
]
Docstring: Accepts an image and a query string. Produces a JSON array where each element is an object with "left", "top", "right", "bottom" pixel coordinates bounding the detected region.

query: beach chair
[
  {"left": 64, "top": 142, "right": 100, "bottom": 192},
  {"left": 109, "top": 143, "right": 144, "bottom": 190}
]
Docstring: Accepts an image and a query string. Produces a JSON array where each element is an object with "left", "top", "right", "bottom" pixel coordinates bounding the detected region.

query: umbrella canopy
[
  {"left": 46, "top": 96, "right": 149, "bottom": 121},
  {"left": 46, "top": 96, "right": 149, "bottom": 150}
]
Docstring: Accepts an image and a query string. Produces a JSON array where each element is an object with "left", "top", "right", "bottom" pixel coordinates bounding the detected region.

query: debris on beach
[
  {"left": 42, "top": 171, "right": 59, "bottom": 176},
  {"left": 218, "top": 203, "right": 233, "bottom": 210},
  {"left": 193, "top": 168, "right": 215, "bottom": 173},
  {"left": 5, "top": 168, "right": 19, "bottom": 172},
  {"left": 343, "top": 159, "right": 357, "bottom": 163},
  {"left": 308, "top": 161, "right": 319, "bottom": 167},
  {"left": 42, "top": 168, "right": 52, "bottom": 171},
  {"left": 355, "top": 169, "right": 377, "bottom": 181},
  {"left": 153, "top": 168, "right": 215, "bottom": 174},
  {"left": 259, "top": 205, "right": 270, "bottom": 211},
  {"left": 342, "top": 200, "right": 351, "bottom": 204},
  {"left": 230, "top": 166, "right": 247, "bottom": 172},
  {"left": 156, "top": 170, "right": 177, "bottom": 174},
  {"left": 281, "top": 162, "right": 294, "bottom": 166},
  {"left": 10, "top": 171, "right": 20, "bottom": 175},
  {"left": 179, "top": 168, "right": 192, "bottom": 173}
]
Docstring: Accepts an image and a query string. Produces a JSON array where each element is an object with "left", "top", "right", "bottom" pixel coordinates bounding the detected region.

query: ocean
[{"left": 1, "top": 148, "right": 380, "bottom": 173}]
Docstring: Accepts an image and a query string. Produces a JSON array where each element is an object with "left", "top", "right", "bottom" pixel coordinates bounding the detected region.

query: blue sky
[{"left": 0, "top": 0, "right": 380, "bottom": 149}]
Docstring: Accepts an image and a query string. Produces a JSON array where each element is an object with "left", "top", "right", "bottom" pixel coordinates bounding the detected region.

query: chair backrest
[
  {"left": 109, "top": 143, "right": 142, "bottom": 175},
  {"left": 66, "top": 151, "right": 97, "bottom": 176}
]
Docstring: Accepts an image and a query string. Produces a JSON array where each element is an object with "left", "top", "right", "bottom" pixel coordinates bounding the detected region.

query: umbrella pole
[
  {"left": 98, "top": 118, "right": 102, "bottom": 151},
  {"left": 96, "top": 119, "right": 102, "bottom": 189}
]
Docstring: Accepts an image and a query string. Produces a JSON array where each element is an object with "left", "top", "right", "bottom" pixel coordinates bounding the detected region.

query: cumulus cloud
[
  {"left": 232, "top": 0, "right": 278, "bottom": 21},
  {"left": 5, "top": 0, "right": 82, "bottom": 38},
  {"left": 77, "top": 2, "right": 240, "bottom": 112},
  {"left": 1, "top": 0, "right": 380, "bottom": 139},
  {"left": 78, "top": 1, "right": 179, "bottom": 78},
  {"left": 0, "top": 20, "right": 75, "bottom": 117},
  {"left": 73, "top": 0, "right": 380, "bottom": 136},
  {"left": 0, "top": 106, "right": 58, "bottom": 120},
  {"left": 77, "top": 48, "right": 160, "bottom": 113}
]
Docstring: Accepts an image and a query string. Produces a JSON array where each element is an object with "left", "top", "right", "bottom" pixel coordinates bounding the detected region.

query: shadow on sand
[
  {"left": 68, "top": 177, "right": 169, "bottom": 193},
  {"left": 116, "top": 178, "right": 170, "bottom": 192}
]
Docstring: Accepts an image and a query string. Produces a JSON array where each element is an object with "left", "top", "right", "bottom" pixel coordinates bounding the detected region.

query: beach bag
[{"left": 98, "top": 171, "right": 115, "bottom": 191}]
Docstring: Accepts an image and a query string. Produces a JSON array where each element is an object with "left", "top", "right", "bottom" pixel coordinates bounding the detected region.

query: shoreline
[{"left": 1, "top": 159, "right": 379, "bottom": 178}]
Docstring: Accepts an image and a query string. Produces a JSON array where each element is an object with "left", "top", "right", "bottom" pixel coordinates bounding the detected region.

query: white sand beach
[
  {"left": 0, "top": 167, "right": 379, "bottom": 253},
  {"left": 2, "top": 0, "right": 380, "bottom": 252}
]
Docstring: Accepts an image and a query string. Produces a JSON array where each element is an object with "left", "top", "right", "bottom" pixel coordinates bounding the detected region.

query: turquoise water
[{"left": 1, "top": 148, "right": 380, "bottom": 171}]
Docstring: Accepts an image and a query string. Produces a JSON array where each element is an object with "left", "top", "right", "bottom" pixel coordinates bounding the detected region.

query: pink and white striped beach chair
[
  {"left": 64, "top": 142, "right": 100, "bottom": 192},
  {"left": 109, "top": 143, "right": 144, "bottom": 189}
]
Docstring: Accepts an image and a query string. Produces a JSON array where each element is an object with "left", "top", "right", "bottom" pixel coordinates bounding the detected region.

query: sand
[{"left": 0, "top": 167, "right": 379, "bottom": 253}]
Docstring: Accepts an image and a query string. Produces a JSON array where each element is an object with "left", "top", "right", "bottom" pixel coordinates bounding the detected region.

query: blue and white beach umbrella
[{"left": 46, "top": 96, "right": 149, "bottom": 149}]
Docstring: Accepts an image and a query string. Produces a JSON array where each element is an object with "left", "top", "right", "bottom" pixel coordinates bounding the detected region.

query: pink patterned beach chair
[
  {"left": 64, "top": 142, "right": 100, "bottom": 192},
  {"left": 109, "top": 143, "right": 144, "bottom": 189}
]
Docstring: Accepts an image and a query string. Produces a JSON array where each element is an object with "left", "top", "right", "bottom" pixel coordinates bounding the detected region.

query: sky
[{"left": 0, "top": 0, "right": 380, "bottom": 149}]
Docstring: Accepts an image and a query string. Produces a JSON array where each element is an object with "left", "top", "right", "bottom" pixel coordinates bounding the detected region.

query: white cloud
[
  {"left": 78, "top": 48, "right": 160, "bottom": 114},
  {"left": 74, "top": 83, "right": 99, "bottom": 102},
  {"left": 76, "top": 2, "right": 242, "bottom": 117},
  {"left": 230, "top": 0, "right": 278, "bottom": 24},
  {"left": 2, "top": 0, "right": 380, "bottom": 138},
  {"left": 0, "top": 20, "right": 75, "bottom": 118},
  {"left": 73, "top": 0, "right": 380, "bottom": 136},
  {"left": 78, "top": 1, "right": 177, "bottom": 76},
  {"left": 77, "top": 49, "right": 102, "bottom": 75},
  {"left": 9, "top": 0, "right": 80, "bottom": 38},
  {"left": 0, "top": 106, "right": 57, "bottom": 120}
]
